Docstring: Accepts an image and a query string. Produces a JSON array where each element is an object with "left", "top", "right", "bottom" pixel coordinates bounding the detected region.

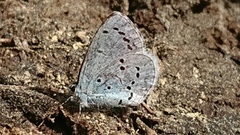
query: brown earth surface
[{"left": 0, "top": 0, "right": 240, "bottom": 135}]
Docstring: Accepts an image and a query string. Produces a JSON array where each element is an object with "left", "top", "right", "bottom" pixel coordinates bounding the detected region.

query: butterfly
[{"left": 74, "top": 11, "right": 159, "bottom": 108}]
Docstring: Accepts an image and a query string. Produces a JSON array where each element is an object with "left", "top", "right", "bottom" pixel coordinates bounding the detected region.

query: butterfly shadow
[
  {"left": 33, "top": 85, "right": 142, "bottom": 123},
  {"left": 33, "top": 86, "right": 152, "bottom": 134},
  {"left": 61, "top": 98, "right": 132, "bottom": 117}
]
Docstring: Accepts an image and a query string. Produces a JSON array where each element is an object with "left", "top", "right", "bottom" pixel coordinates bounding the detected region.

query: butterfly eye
[
  {"left": 107, "top": 86, "right": 111, "bottom": 89},
  {"left": 69, "top": 83, "right": 77, "bottom": 92},
  {"left": 127, "top": 86, "right": 131, "bottom": 90}
]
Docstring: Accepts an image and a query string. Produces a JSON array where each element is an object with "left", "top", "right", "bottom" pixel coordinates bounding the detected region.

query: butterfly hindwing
[{"left": 86, "top": 52, "right": 159, "bottom": 107}]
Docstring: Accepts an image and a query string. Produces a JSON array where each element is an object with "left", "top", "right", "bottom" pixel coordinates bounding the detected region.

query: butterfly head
[{"left": 74, "top": 84, "right": 89, "bottom": 108}]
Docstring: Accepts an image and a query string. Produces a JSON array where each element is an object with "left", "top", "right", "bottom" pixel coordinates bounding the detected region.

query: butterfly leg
[{"left": 141, "top": 102, "right": 156, "bottom": 115}]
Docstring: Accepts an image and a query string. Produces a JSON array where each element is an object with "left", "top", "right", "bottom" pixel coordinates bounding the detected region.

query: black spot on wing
[
  {"left": 128, "top": 92, "right": 133, "bottom": 100},
  {"left": 118, "top": 31, "right": 125, "bottom": 35},
  {"left": 118, "top": 100, "right": 122, "bottom": 105},
  {"left": 120, "top": 66, "right": 125, "bottom": 70},
  {"left": 127, "top": 86, "right": 131, "bottom": 90},
  {"left": 103, "top": 30, "right": 109, "bottom": 33},
  {"left": 97, "top": 78, "right": 101, "bottom": 82},
  {"left": 119, "top": 59, "right": 124, "bottom": 63},
  {"left": 123, "top": 37, "right": 130, "bottom": 43},
  {"left": 127, "top": 44, "right": 133, "bottom": 50},
  {"left": 113, "top": 27, "right": 119, "bottom": 31},
  {"left": 136, "top": 73, "right": 140, "bottom": 78}
]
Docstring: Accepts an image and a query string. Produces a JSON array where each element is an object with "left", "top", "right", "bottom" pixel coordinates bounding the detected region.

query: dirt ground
[{"left": 0, "top": 0, "right": 240, "bottom": 135}]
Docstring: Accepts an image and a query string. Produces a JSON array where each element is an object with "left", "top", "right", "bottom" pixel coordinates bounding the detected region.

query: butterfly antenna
[
  {"left": 79, "top": 103, "right": 82, "bottom": 114},
  {"left": 61, "top": 96, "right": 73, "bottom": 106},
  {"left": 77, "top": 103, "right": 82, "bottom": 122},
  {"left": 141, "top": 102, "right": 156, "bottom": 116}
]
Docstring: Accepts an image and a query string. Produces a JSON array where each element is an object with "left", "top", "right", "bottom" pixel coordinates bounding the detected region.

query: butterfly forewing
[{"left": 78, "top": 12, "right": 144, "bottom": 91}]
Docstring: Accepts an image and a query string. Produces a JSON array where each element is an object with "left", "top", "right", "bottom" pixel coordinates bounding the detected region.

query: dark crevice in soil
[
  {"left": 231, "top": 57, "right": 240, "bottom": 65},
  {"left": 40, "top": 111, "right": 75, "bottom": 135},
  {"left": 22, "top": 111, "right": 43, "bottom": 126},
  {"left": 191, "top": 0, "right": 210, "bottom": 14},
  {"left": 236, "top": 33, "right": 240, "bottom": 43}
]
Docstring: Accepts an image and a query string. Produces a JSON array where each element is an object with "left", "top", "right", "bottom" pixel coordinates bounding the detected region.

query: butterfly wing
[
  {"left": 75, "top": 11, "right": 159, "bottom": 107},
  {"left": 86, "top": 52, "right": 159, "bottom": 107}
]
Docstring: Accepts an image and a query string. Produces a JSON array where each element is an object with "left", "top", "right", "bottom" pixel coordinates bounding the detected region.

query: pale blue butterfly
[{"left": 74, "top": 11, "right": 159, "bottom": 108}]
